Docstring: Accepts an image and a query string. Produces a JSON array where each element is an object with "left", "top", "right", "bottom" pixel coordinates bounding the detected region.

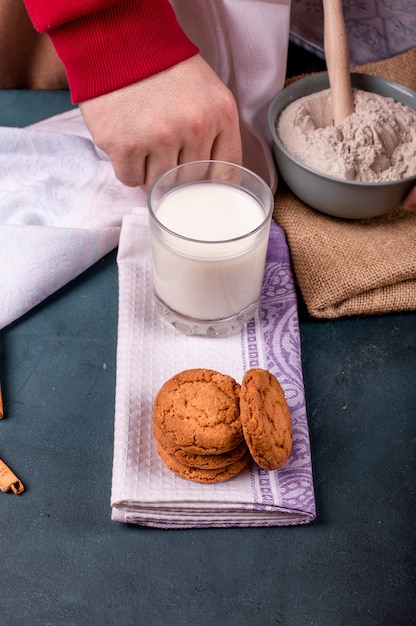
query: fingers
[
  {"left": 110, "top": 153, "right": 146, "bottom": 188},
  {"left": 403, "top": 186, "right": 416, "bottom": 211},
  {"left": 210, "top": 123, "right": 243, "bottom": 167},
  {"left": 114, "top": 142, "right": 213, "bottom": 190},
  {"left": 109, "top": 124, "right": 242, "bottom": 191},
  {"left": 119, "top": 147, "right": 181, "bottom": 190},
  {"left": 79, "top": 55, "right": 243, "bottom": 191}
]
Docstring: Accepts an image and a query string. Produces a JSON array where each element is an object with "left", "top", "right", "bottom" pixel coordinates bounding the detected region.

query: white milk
[{"left": 150, "top": 182, "right": 270, "bottom": 320}]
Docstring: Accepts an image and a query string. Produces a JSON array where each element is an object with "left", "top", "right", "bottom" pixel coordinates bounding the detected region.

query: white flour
[{"left": 277, "top": 88, "right": 416, "bottom": 182}]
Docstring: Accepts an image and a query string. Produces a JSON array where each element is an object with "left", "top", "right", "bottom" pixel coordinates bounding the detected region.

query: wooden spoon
[{"left": 322, "top": 0, "right": 354, "bottom": 125}]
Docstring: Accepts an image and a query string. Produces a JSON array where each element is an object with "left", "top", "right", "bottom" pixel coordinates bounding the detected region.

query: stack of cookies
[{"left": 153, "top": 367, "right": 292, "bottom": 484}]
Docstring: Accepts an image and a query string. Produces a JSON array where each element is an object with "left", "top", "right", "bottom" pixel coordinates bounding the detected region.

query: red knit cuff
[{"left": 46, "top": 0, "right": 199, "bottom": 103}]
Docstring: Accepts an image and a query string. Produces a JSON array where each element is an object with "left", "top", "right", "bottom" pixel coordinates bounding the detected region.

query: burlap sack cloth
[{"left": 273, "top": 48, "right": 416, "bottom": 318}]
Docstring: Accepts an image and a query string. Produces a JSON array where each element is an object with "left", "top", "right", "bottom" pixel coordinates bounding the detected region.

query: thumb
[{"left": 403, "top": 185, "right": 416, "bottom": 211}]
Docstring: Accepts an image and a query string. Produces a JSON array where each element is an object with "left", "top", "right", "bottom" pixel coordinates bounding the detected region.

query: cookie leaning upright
[
  {"left": 240, "top": 368, "right": 292, "bottom": 470},
  {"left": 153, "top": 368, "right": 244, "bottom": 455}
]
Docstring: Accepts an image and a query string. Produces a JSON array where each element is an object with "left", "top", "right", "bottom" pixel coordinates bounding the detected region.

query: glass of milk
[{"left": 148, "top": 160, "right": 274, "bottom": 336}]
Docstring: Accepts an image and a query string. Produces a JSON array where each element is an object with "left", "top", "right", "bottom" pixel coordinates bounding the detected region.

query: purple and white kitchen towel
[{"left": 111, "top": 208, "right": 316, "bottom": 528}]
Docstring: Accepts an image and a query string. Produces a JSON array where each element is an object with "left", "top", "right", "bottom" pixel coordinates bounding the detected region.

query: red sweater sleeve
[{"left": 22, "top": 0, "right": 199, "bottom": 103}]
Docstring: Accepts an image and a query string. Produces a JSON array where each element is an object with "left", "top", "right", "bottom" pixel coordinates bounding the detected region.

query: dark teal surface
[
  {"left": 0, "top": 89, "right": 76, "bottom": 127},
  {"left": 0, "top": 89, "right": 415, "bottom": 626}
]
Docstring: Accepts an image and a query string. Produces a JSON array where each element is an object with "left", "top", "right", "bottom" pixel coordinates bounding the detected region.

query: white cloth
[
  {"left": 111, "top": 209, "right": 316, "bottom": 528},
  {"left": 0, "top": 109, "right": 145, "bottom": 329}
]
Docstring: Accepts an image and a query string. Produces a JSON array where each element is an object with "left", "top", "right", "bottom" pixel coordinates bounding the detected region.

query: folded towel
[
  {"left": 274, "top": 48, "right": 416, "bottom": 318},
  {"left": 110, "top": 209, "right": 316, "bottom": 528}
]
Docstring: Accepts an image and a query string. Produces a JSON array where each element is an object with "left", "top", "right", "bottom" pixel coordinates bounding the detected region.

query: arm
[
  {"left": 79, "top": 54, "right": 242, "bottom": 188},
  {"left": 22, "top": 0, "right": 242, "bottom": 189},
  {"left": 22, "top": 0, "right": 199, "bottom": 102}
]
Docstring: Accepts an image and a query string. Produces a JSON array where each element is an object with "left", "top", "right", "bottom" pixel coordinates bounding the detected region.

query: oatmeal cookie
[
  {"left": 156, "top": 442, "right": 250, "bottom": 483},
  {"left": 153, "top": 420, "right": 249, "bottom": 469},
  {"left": 239, "top": 368, "right": 292, "bottom": 470},
  {"left": 153, "top": 368, "right": 243, "bottom": 455}
]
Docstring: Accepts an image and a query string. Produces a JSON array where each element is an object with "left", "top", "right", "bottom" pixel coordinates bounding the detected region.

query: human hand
[
  {"left": 403, "top": 185, "right": 416, "bottom": 211},
  {"left": 79, "top": 55, "right": 242, "bottom": 190}
]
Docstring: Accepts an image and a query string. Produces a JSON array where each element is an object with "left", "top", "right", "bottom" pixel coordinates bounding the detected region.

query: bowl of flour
[{"left": 268, "top": 73, "right": 416, "bottom": 219}]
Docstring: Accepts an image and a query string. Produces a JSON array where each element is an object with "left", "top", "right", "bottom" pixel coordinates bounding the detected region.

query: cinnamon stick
[{"left": 0, "top": 459, "right": 24, "bottom": 494}]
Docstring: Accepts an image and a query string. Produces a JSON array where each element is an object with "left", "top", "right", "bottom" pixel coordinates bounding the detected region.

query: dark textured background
[{"left": 0, "top": 44, "right": 415, "bottom": 625}]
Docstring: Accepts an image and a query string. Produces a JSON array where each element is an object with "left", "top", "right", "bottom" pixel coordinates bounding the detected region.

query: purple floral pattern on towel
[{"left": 242, "top": 225, "right": 316, "bottom": 522}]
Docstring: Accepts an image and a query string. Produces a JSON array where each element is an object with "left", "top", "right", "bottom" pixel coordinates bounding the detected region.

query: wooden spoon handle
[{"left": 322, "top": 0, "right": 354, "bottom": 124}]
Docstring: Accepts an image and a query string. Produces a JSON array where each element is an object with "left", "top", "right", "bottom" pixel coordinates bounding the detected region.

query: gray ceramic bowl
[{"left": 268, "top": 73, "right": 416, "bottom": 219}]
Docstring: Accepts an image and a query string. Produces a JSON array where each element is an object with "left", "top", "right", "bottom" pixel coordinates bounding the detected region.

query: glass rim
[{"left": 147, "top": 160, "right": 274, "bottom": 245}]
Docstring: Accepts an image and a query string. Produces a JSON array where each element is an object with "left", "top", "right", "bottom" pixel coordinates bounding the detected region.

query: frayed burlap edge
[{"left": 273, "top": 47, "right": 416, "bottom": 318}]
